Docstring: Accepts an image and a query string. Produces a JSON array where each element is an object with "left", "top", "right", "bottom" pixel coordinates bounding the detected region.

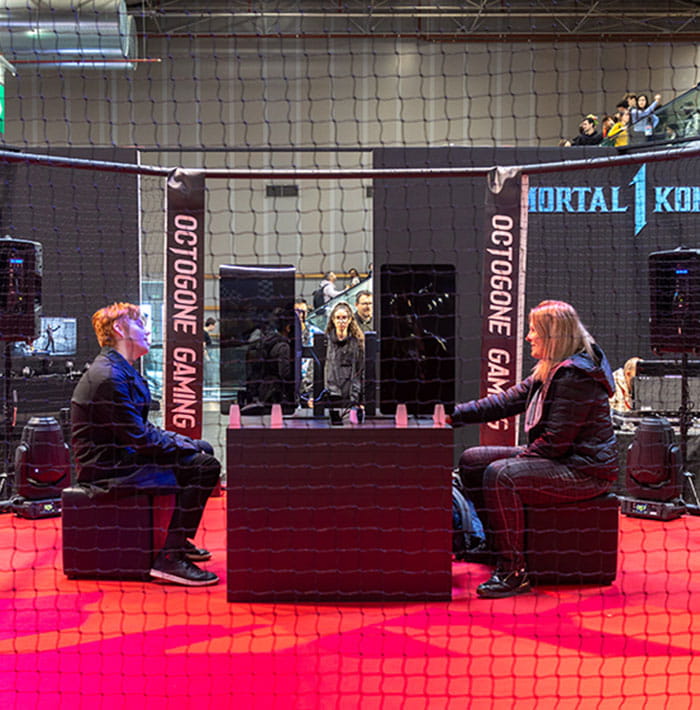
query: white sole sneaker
[{"left": 150, "top": 566, "right": 219, "bottom": 587}]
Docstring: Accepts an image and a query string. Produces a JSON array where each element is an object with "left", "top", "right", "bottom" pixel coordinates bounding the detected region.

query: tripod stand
[
  {"left": 0, "top": 342, "right": 16, "bottom": 511},
  {"left": 679, "top": 352, "right": 700, "bottom": 514}
]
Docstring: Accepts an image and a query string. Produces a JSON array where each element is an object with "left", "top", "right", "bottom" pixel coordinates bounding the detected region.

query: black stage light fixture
[{"left": 12, "top": 416, "right": 70, "bottom": 519}]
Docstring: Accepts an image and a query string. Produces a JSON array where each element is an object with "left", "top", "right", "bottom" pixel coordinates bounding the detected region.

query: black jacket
[
  {"left": 254, "top": 331, "right": 292, "bottom": 404},
  {"left": 71, "top": 347, "right": 200, "bottom": 483},
  {"left": 324, "top": 330, "right": 364, "bottom": 405},
  {"left": 572, "top": 130, "right": 603, "bottom": 146},
  {"left": 451, "top": 345, "right": 618, "bottom": 482}
]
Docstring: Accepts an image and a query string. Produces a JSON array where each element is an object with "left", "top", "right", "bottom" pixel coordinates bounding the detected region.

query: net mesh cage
[{"left": 2, "top": 2, "right": 700, "bottom": 708}]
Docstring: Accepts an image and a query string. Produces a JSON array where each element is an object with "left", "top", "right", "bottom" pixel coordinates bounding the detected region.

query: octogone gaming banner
[
  {"left": 164, "top": 169, "right": 205, "bottom": 439},
  {"left": 479, "top": 168, "right": 529, "bottom": 447}
]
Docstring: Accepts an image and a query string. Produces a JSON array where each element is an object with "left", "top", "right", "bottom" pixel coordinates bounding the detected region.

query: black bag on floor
[{"left": 452, "top": 471, "right": 486, "bottom": 560}]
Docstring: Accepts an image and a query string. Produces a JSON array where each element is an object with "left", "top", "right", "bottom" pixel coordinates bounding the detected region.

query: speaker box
[
  {"left": 649, "top": 247, "right": 700, "bottom": 354},
  {"left": 0, "top": 236, "right": 42, "bottom": 342}
]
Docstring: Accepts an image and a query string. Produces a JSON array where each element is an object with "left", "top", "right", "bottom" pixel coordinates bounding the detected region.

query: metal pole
[{"left": 0, "top": 342, "right": 12, "bottom": 507}]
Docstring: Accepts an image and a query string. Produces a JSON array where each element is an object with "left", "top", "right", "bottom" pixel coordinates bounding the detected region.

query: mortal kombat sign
[
  {"left": 164, "top": 169, "right": 205, "bottom": 439},
  {"left": 528, "top": 163, "right": 700, "bottom": 236}
]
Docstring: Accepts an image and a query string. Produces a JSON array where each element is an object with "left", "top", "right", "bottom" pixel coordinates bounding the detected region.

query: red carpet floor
[{"left": 2, "top": 496, "right": 700, "bottom": 709}]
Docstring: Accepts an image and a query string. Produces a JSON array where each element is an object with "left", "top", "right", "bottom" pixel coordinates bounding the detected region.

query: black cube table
[{"left": 226, "top": 417, "right": 453, "bottom": 602}]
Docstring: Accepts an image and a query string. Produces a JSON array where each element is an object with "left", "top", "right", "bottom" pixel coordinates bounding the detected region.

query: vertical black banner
[
  {"left": 479, "top": 168, "right": 528, "bottom": 446},
  {"left": 164, "top": 169, "right": 205, "bottom": 439}
]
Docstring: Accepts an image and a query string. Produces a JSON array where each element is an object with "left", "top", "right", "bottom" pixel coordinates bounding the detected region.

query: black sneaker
[
  {"left": 476, "top": 568, "right": 531, "bottom": 599},
  {"left": 150, "top": 551, "right": 219, "bottom": 587},
  {"left": 184, "top": 540, "right": 212, "bottom": 562}
]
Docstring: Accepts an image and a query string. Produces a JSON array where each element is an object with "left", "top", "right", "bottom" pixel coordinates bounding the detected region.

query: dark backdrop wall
[
  {"left": 526, "top": 158, "right": 700, "bottom": 364},
  {"left": 0, "top": 148, "right": 139, "bottom": 426},
  {"left": 373, "top": 146, "right": 699, "bottom": 447},
  {"left": 0, "top": 148, "right": 140, "bottom": 367}
]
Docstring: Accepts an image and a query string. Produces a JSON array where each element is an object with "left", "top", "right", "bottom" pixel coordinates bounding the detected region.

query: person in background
[
  {"left": 447, "top": 300, "right": 618, "bottom": 599},
  {"left": 571, "top": 114, "right": 603, "bottom": 146},
  {"left": 610, "top": 356, "right": 643, "bottom": 413},
  {"left": 347, "top": 268, "right": 361, "bottom": 289},
  {"left": 605, "top": 101, "right": 630, "bottom": 148},
  {"left": 324, "top": 301, "right": 365, "bottom": 412},
  {"left": 601, "top": 114, "right": 615, "bottom": 139},
  {"left": 203, "top": 317, "right": 217, "bottom": 361},
  {"left": 257, "top": 317, "right": 292, "bottom": 407},
  {"left": 664, "top": 123, "right": 679, "bottom": 141},
  {"left": 71, "top": 303, "right": 220, "bottom": 587},
  {"left": 243, "top": 311, "right": 293, "bottom": 412},
  {"left": 294, "top": 298, "right": 321, "bottom": 347},
  {"left": 202, "top": 316, "right": 219, "bottom": 388},
  {"left": 354, "top": 290, "right": 374, "bottom": 333},
  {"left": 295, "top": 298, "right": 322, "bottom": 408},
  {"left": 680, "top": 102, "right": 700, "bottom": 138},
  {"left": 320, "top": 271, "right": 344, "bottom": 303},
  {"left": 630, "top": 93, "right": 661, "bottom": 141},
  {"left": 605, "top": 103, "right": 631, "bottom": 147}
]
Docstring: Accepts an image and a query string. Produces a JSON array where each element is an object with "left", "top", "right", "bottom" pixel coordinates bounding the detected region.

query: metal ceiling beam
[{"left": 127, "top": 1, "right": 700, "bottom": 40}]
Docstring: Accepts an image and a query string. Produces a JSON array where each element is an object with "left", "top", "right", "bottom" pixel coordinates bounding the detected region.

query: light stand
[
  {"left": 0, "top": 236, "right": 43, "bottom": 512},
  {"left": 0, "top": 342, "right": 16, "bottom": 511},
  {"left": 680, "top": 352, "right": 700, "bottom": 514}
]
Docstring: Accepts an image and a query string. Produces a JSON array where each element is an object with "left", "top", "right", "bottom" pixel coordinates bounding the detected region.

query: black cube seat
[
  {"left": 524, "top": 493, "right": 619, "bottom": 585},
  {"left": 62, "top": 484, "right": 176, "bottom": 581}
]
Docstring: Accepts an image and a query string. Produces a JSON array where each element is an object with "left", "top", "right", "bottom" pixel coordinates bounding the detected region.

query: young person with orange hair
[{"left": 71, "top": 302, "right": 220, "bottom": 587}]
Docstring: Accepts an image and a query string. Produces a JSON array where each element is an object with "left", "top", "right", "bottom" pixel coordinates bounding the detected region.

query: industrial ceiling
[
  {"left": 129, "top": 1, "right": 700, "bottom": 42},
  {"left": 2, "top": 1, "right": 700, "bottom": 70}
]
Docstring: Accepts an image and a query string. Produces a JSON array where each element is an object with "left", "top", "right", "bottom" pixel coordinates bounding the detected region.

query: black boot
[{"left": 476, "top": 567, "right": 531, "bottom": 599}]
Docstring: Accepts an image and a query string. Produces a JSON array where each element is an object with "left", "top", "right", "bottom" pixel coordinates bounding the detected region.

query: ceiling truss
[{"left": 126, "top": 1, "right": 700, "bottom": 41}]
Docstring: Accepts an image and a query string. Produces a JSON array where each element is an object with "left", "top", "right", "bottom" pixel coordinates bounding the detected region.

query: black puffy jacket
[{"left": 451, "top": 345, "right": 618, "bottom": 482}]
